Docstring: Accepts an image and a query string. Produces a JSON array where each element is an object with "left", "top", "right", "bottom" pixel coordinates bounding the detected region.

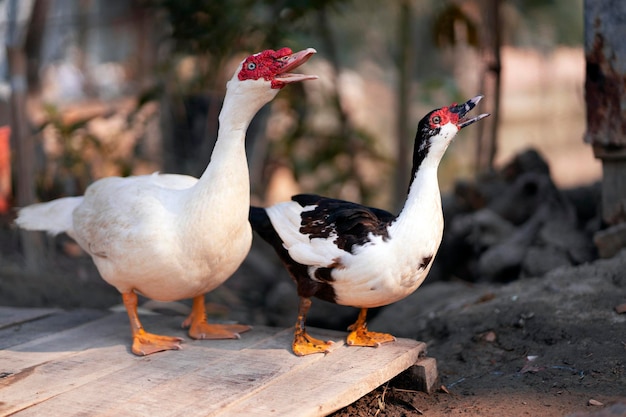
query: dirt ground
[
  {"left": 331, "top": 250, "right": 626, "bottom": 417},
  {"left": 1, "top": 225, "right": 625, "bottom": 417}
]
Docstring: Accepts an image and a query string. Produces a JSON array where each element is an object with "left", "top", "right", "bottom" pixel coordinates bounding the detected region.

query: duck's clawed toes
[
  {"left": 344, "top": 307, "right": 396, "bottom": 348},
  {"left": 186, "top": 322, "right": 252, "bottom": 340},
  {"left": 181, "top": 295, "right": 251, "bottom": 340},
  {"left": 292, "top": 330, "right": 334, "bottom": 356},
  {"left": 346, "top": 329, "right": 396, "bottom": 347},
  {"left": 132, "top": 329, "right": 184, "bottom": 356}
]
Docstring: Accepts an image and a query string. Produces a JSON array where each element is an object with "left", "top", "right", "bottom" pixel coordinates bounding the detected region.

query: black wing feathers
[
  {"left": 249, "top": 206, "right": 277, "bottom": 243},
  {"left": 249, "top": 205, "right": 338, "bottom": 302},
  {"left": 293, "top": 194, "right": 394, "bottom": 253}
]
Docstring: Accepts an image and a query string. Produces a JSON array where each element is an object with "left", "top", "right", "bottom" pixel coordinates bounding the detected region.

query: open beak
[
  {"left": 274, "top": 48, "right": 319, "bottom": 85},
  {"left": 451, "top": 95, "right": 490, "bottom": 129}
]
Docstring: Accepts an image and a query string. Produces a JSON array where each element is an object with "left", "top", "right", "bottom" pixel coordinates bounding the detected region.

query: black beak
[{"left": 450, "top": 95, "right": 490, "bottom": 129}]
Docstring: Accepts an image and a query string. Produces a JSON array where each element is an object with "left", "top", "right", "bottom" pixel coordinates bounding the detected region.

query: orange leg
[
  {"left": 181, "top": 295, "right": 251, "bottom": 340},
  {"left": 292, "top": 297, "right": 334, "bottom": 356},
  {"left": 122, "top": 292, "right": 183, "bottom": 356},
  {"left": 346, "top": 308, "right": 396, "bottom": 347}
]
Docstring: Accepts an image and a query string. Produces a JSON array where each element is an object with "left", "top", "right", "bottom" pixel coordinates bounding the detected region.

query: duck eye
[
  {"left": 432, "top": 115, "right": 441, "bottom": 125},
  {"left": 247, "top": 62, "right": 256, "bottom": 70}
]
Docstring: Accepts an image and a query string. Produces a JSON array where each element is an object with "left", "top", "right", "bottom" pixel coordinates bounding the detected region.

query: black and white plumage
[{"left": 250, "top": 95, "right": 489, "bottom": 356}]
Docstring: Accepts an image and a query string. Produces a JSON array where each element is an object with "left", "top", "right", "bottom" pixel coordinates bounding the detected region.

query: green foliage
[
  {"left": 146, "top": 0, "right": 389, "bottom": 203},
  {"left": 35, "top": 102, "right": 159, "bottom": 200},
  {"left": 148, "top": 0, "right": 349, "bottom": 60},
  {"left": 273, "top": 92, "right": 390, "bottom": 202},
  {"left": 507, "top": 0, "right": 583, "bottom": 47},
  {"left": 36, "top": 105, "right": 103, "bottom": 198},
  {"left": 141, "top": 0, "right": 582, "bottom": 204},
  {"left": 152, "top": 0, "right": 258, "bottom": 56},
  {"left": 432, "top": 3, "right": 481, "bottom": 49}
]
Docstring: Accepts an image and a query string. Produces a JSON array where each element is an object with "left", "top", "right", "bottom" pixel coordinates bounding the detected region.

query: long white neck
[
  {"left": 389, "top": 164, "right": 442, "bottom": 239},
  {"left": 388, "top": 125, "right": 457, "bottom": 241},
  {"left": 180, "top": 77, "right": 278, "bottom": 230}
]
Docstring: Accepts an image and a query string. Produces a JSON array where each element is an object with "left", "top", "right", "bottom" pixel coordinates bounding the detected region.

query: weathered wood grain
[
  {"left": 0, "top": 307, "right": 430, "bottom": 417},
  {"left": 0, "top": 306, "right": 59, "bottom": 329},
  {"left": 216, "top": 338, "right": 425, "bottom": 417},
  {"left": 0, "top": 308, "right": 108, "bottom": 349}
]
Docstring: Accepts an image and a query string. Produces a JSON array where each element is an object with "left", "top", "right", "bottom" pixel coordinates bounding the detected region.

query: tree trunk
[
  {"left": 394, "top": 0, "right": 412, "bottom": 211},
  {"left": 476, "top": 0, "right": 502, "bottom": 175},
  {"left": 584, "top": 0, "right": 626, "bottom": 226},
  {"left": 7, "top": 0, "right": 45, "bottom": 272},
  {"left": 7, "top": 45, "right": 44, "bottom": 272},
  {"left": 486, "top": 0, "right": 502, "bottom": 173}
]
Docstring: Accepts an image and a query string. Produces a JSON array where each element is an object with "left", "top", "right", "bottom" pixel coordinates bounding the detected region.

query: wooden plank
[
  {"left": 0, "top": 311, "right": 260, "bottom": 374},
  {"left": 4, "top": 326, "right": 343, "bottom": 417},
  {"left": 0, "top": 312, "right": 133, "bottom": 416},
  {"left": 0, "top": 308, "right": 108, "bottom": 349},
  {"left": 1, "top": 310, "right": 427, "bottom": 417},
  {"left": 1, "top": 343, "right": 148, "bottom": 416},
  {"left": 0, "top": 313, "right": 264, "bottom": 416},
  {"left": 104, "top": 327, "right": 345, "bottom": 417},
  {"left": 218, "top": 338, "right": 426, "bottom": 417},
  {"left": 0, "top": 311, "right": 132, "bottom": 374},
  {"left": 409, "top": 357, "right": 439, "bottom": 394},
  {"left": 0, "top": 306, "right": 59, "bottom": 329}
]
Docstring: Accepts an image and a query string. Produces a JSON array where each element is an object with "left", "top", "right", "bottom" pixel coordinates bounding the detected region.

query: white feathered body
[
  {"left": 17, "top": 152, "right": 251, "bottom": 301},
  {"left": 266, "top": 164, "right": 444, "bottom": 308},
  {"left": 14, "top": 74, "right": 279, "bottom": 302}
]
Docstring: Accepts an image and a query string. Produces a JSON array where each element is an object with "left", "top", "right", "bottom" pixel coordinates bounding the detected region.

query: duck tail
[
  {"left": 249, "top": 206, "right": 276, "bottom": 241},
  {"left": 15, "top": 196, "right": 83, "bottom": 236}
]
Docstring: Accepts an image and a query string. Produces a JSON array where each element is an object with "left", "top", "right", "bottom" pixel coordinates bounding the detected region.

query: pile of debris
[{"left": 431, "top": 148, "right": 601, "bottom": 283}]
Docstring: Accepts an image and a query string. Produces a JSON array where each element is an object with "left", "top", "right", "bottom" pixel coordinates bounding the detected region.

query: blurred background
[
  {"left": 0, "top": 0, "right": 609, "bottom": 315},
  {"left": 0, "top": 0, "right": 596, "bottom": 210}
]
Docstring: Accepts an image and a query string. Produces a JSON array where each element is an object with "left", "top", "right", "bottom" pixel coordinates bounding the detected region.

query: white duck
[
  {"left": 250, "top": 96, "right": 489, "bottom": 356},
  {"left": 16, "top": 47, "right": 318, "bottom": 356}
]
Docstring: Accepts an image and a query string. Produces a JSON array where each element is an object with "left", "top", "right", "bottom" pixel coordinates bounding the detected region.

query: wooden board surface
[
  {"left": 0, "top": 307, "right": 426, "bottom": 417},
  {"left": 0, "top": 306, "right": 59, "bottom": 329}
]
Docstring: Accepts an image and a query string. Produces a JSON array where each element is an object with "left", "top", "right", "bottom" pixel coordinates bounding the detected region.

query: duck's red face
[
  {"left": 238, "top": 47, "right": 318, "bottom": 89},
  {"left": 427, "top": 107, "right": 460, "bottom": 130},
  {"left": 424, "top": 96, "right": 490, "bottom": 134}
]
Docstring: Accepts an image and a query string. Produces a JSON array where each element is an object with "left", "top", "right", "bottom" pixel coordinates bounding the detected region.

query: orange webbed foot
[
  {"left": 132, "top": 328, "right": 184, "bottom": 356},
  {"left": 345, "top": 307, "right": 396, "bottom": 347},
  {"left": 292, "top": 330, "right": 334, "bottom": 356},
  {"left": 181, "top": 295, "right": 251, "bottom": 340},
  {"left": 183, "top": 319, "right": 251, "bottom": 340},
  {"left": 346, "top": 327, "right": 396, "bottom": 347}
]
